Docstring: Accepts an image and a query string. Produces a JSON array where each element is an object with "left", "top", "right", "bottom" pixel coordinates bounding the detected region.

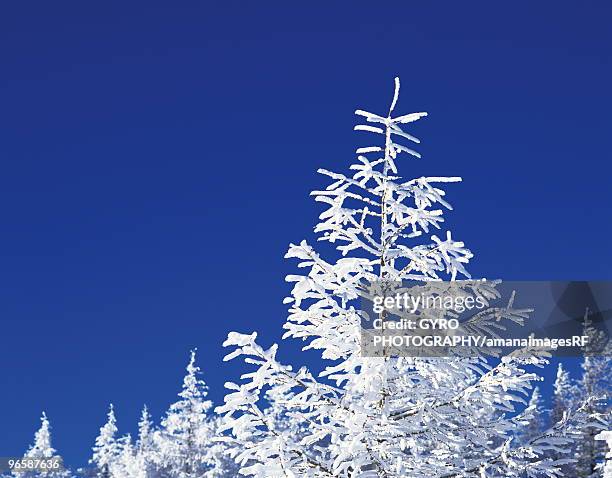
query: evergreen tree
[
  {"left": 131, "top": 406, "right": 157, "bottom": 478},
  {"left": 518, "top": 387, "right": 545, "bottom": 445},
  {"left": 217, "top": 78, "right": 598, "bottom": 477},
  {"left": 25, "top": 412, "right": 55, "bottom": 459},
  {"left": 548, "top": 366, "right": 579, "bottom": 478},
  {"left": 112, "top": 435, "right": 146, "bottom": 478},
  {"left": 137, "top": 406, "right": 153, "bottom": 454},
  {"left": 15, "top": 412, "right": 70, "bottom": 478},
  {"left": 90, "top": 405, "right": 120, "bottom": 478},
  {"left": 551, "top": 363, "right": 576, "bottom": 426},
  {"left": 575, "top": 312, "right": 611, "bottom": 477},
  {"left": 155, "top": 350, "right": 216, "bottom": 478}
]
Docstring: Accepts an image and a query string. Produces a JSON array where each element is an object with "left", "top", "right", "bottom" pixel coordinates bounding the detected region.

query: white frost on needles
[{"left": 217, "top": 78, "right": 606, "bottom": 477}]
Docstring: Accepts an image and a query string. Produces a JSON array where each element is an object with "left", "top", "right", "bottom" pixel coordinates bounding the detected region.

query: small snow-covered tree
[
  {"left": 574, "top": 312, "right": 611, "bottom": 477},
  {"left": 217, "top": 78, "right": 600, "bottom": 477},
  {"left": 112, "top": 433, "right": 166, "bottom": 478},
  {"left": 128, "top": 405, "right": 157, "bottom": 478},
  {"left": 548, "top": 363, "right": 580, "bottom": 477},
  {"left": 108, "top": 435, "right": 139, "bottom": 478},
  {"left": 137, "top": 406, "right": 154, "bottom": 453},
  {"left": 154, "top": 350, "right": 217, "bottom": 478},
  {"left": 90, "top": 404, "right": 120, "bottom": 478},
  {"left": 15, "top": 412, "right": 70, "bottom": 478},
  {"left": 551, "top": 363, "right": 576, "bottom": 426},
  {"left": 518, "top": 387, "right": 545, "bottom": 445},
  {"left": 25, "top": 412, "right": 55, "bottom": 460}
]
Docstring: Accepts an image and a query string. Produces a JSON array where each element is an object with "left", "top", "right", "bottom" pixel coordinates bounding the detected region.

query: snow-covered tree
[
  {"left": 574, "top": 312, "right": 611, "bottom": 477},
  {"left": 548, "top": 366, "right": 579, "bottom": 478},
  {"left": 518, "top": 387, "right": 545, "bottom": 445},
  {"left": 25, "top": 412, "right": 55, "bottom": 460},
  {"left": 106, "top": 435, "right": 139, "bottom": 478},
  {"left": 126, "top": 405, "right": 157, "bottom": 478},
  {"left": 137, "top": 406, "right": 153, "bottom": 454},
  {"left": 154, "top": 350, "right": 217, "bottom": 478},
  {"left": 14, "top": 412, "right": 70, "bottom": 478},
  {"left": 551, "top": 363, "right": 576, "bottom": 426},
  {"left": 217, "top": 78, "right": 600, "bottom": 477},
  {"left": 90, "top": 404, "right": 120, "bottom": 478}
]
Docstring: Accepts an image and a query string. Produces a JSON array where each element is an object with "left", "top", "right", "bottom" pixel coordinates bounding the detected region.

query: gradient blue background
[{"left": 1, "top": 1, "right": 610, "bottom": 468}]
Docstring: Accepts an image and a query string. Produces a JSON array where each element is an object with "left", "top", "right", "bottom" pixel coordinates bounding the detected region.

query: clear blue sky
[{"left": 1, "top": 1, "right": 610, "bottom": 468}]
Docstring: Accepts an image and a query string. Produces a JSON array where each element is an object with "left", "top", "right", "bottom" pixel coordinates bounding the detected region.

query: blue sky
[{"left": 0, "top": 1, "right": 610, "bottom": 468}]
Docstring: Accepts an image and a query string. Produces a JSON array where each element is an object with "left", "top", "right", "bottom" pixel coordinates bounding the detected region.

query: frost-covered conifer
[
  {"left": 154, "top": 350, "right": 217, "bottom": 477},
  {"left": 108, "top": 435, "right": 138, "bottom": 478},
  {"left": 574, "top": 312, "right": 611, "bottom": 477},
  {"left": 90, "top": 404, "right": 120, "bottom": 478},
  {"left": 519, "top": 387, "right": 545, "bottom": 445},
  {"left": 116, "top": 406, "right": 157, "bottom": 478},
  {"left": 25, "top": 412, "right": 55, "bottom": 459},
  {"left": 217, "top": 78, "right": 601, "bottom": 477},
  {"left": 552, "top": 364, "right": 576, "bottom": 426},
  {"left": 15, "top": 412, "right": 70, "bottom": 478},
  {"left": 137, "top": 406, "right": 153, "bottom": 454},
  {"left": 548, "top": 363, "right": 580, "bottom": 476}
]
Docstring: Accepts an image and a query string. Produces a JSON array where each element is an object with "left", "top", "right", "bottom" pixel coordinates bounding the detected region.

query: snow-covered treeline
[
  {"left": 7, "top": 344, "right": 607, "bottom": 477},
  {"left": 4, "top": 350, "right": 238, "bottom": 478},
  {"left": 5, "top": 79, "right": 609, "bottom": 477}
]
